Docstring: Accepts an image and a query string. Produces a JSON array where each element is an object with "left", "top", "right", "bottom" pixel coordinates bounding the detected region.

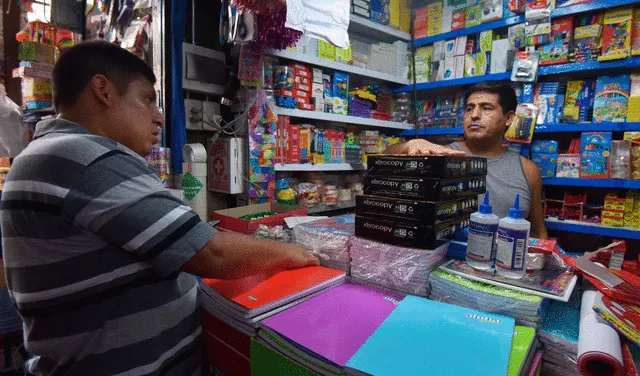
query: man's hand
[
  {"left": 385, "top": 139, "right": 466, "bottom": 156},
  {"left": 277, "top": 243, "right": 321, "bottom": 270}
]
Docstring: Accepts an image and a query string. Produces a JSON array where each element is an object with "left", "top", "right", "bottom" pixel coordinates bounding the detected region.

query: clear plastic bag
[{"left": 0, "top": 85, "right": 28, "bottom": 157}]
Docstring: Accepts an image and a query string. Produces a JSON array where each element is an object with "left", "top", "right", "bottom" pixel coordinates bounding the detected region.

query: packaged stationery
[
  {"left": 593, "top": 75, "right": 631, "bottom": 123},
  {"left": 598, "top": 7, "right": 633, "bottom": 61}
]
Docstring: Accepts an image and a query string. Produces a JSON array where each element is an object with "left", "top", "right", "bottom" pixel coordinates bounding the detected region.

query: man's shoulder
[
  {"left": 17, "top": 132, "right": 120, "bottom": 167},
  {"left": 519, "top": 156, "right": 543, "bottom": 185}
]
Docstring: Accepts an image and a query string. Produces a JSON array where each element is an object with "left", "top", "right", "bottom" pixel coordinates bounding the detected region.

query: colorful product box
[
  {"left": 562, "top": 80, "right": 596, "bottom": 123},
  {"left": 452, "top": 10, "right": 466, "bottom": 30},
  {"left": 598, "top": 7, "right": 633, "bottom": 61},
  {"left": 532, "top": 153, "right": 558, "bottom": 178},
  {"left": 580, "top": 132, "right": 612, "bottom": 179},
  {"left": 628, "top": 74, "right": 640, "bottom": 122},
  {"left": 427, "top": 2, "right": 443, "bottom": 37},
  {"left": 593, "top": 75, "right": 631, "bottom": 123},
  {"left": 532, "top": 140, "right": 559, "bottom": 154},
  {"left": 363, "top": 175, "right": 487, "bottom": 201},
  {"left": 466, "top": 5, "right": 482, "bottom": 27},
  {"left": 478, "top": 30, "right": 493, "bottom": 53},
  {"left": 366, "top": 155, "right": 488, "bottom": 177},
  {"left": 556, "top": 154, "right": 580, "bottom": 178},
  {"left": 632, "top": 8, "right": 640, "bottom": 56}
]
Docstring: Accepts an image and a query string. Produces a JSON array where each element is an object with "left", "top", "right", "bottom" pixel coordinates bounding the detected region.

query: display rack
[
  {"left": 545, "top": 218, "right": 640, "bottom": 240},
  {"left": 275, "top": 108, "right": 413, "bottom": 130},
  {"left": 413, "top": 16, "right": 524, "bottom": 47},
  {"left": 543, "top": 178, "right": 640, "bottom": 189},
  {"left": 349, "top": 15, "right": 411, "bottom": 42},
  {"left": 268, "top": 50, "right": 411, "bottom": 85},
  {"left": 275, "top": 163, "right": 366, "bottom": 172},
  {"left": 401, "top": 122, "right": 640, "bottom": 136}
]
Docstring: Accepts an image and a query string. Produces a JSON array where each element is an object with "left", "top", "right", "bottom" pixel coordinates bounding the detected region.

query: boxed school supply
[
  {"left": 556, "top": 154, "right": 581, "bottom": 178},
  {"left": 363, "top": 175, "right": 487, "bottom": 201},
  {"left": 355, "top": 195, "right": 478, "bottom": 224},
  {"left": 593, "top": 75, "right": 630, "bottom": 123},
  {"left": 366, "top": 155, "right": 488, "bottom": 177},
  {"left": 580, "top": 132, "right": 612, "bottom": 179},
  {"left": 599, "top": 7, "right": 633, "bottom": 61},
  {"left": 355, "top": 215, "right": 470, "bottom": 249},
  {"left": 562, "top": 80, "right": 596, "bottom": 123}
]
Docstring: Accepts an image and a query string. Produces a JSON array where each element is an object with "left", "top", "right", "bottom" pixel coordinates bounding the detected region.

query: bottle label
[
  {"left": 495, "top": 227, "right": 529, "bottom": 271},
  {"left": 466, "top": 222, "right": 498, "bottom": 262}
]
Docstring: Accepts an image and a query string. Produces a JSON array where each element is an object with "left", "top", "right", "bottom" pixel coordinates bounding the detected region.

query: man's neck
[{"left": 460, "top": 138, "right": 507, "bottom": 157}]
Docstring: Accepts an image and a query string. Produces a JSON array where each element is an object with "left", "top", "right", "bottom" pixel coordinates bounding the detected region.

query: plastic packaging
[
  {"left": 274, "top": 65, "right": 294, "bottom": 90},
  {"left": 505, "top": 103, "right": 539, "bottom": 144},
  {"left": 496, "top": 194, "right": 531, "bottom": 279},
  {"left": 296, "top": 182, "right": 320, "bottom": 207},
  {"left": 611, "top": 140, "right": 631, "bottom": 179},
  {"left": 466, "top": 191, "right": 499, "bottom": 271},
  {"left": 350, "top": 238, "right": 448, "bottom": 297},
  {"left": 293, "top": 214, "right": 354, "bottom": 271},
  {"left": 323, "top": 185, "right": 339, "bottom": 205},
  {"left": 511, "top": 51, "right": 540, "bottom": 82}
]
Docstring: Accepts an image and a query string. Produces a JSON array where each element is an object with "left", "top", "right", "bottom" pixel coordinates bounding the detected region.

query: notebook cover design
[
  {"left": 201, "top": 266, "right": 346, "bottom": 311},
  {"left": 346, "top": 296, "right": 515, "bottom": 376},
  {"left": 260, "top": 284, "right": 402, "bottom": 367},
  {"left": 508, "top": 325, "right": 537, "bottom": 376}
]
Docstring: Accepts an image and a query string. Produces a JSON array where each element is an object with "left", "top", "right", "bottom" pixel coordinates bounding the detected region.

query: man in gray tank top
[{"left": 387, "top": 82, "right": 548, "bottom": 239}]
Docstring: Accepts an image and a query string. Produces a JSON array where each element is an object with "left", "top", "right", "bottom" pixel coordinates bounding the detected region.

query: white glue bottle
[
  {"left": 495, "top": 193, "right": 530, "bottom": 279},
  {"left": 466, "top": 191, "right": 499, "bottom": 270}
]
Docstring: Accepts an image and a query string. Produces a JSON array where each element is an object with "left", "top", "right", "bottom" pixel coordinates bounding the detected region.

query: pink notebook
[{"left": 260, "top": 283, "right": 402, "bottom": 366}]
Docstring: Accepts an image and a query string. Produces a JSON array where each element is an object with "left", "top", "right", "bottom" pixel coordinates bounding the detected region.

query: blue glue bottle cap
[
  {"left": 479, "top": 190, "right": 492, "bottom": 214},
  {"left": 508, "top": 193, "right": 524, "bottom": 219}
]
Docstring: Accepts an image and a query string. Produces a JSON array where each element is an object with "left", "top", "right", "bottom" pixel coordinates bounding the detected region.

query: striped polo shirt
[{"left": 1, "top": 118, "right": 216, "bottom": 376}]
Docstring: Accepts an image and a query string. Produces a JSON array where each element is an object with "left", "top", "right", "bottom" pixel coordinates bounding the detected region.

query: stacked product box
[{"left": 354, "top": 155, "right": 488, "bottom": 249}]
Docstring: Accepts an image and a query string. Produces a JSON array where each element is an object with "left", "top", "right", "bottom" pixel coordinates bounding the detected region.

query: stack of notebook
[
  {"left": 349, "top": 237, "right": 448, "bottom": 296},
  {"left": 199, "top": 266, "right": 346, "bottom": 336},
  {"left": 293, "top": 214, "right": 355, "bottom": 271},
  {"left": 539, "top": 289, "right": 582, "bottom": 376},
  {"left": 429, "top": 269, "right": 549, "bottom": 328},
  {"left": 256, "top": 284, "right": 402, "bottom": 375},
  {"left": 508, "top": 326, "right": 540, "bottom": 376},
  {"left": 345, "top": 296, "right": 515, "bottom": 376}
]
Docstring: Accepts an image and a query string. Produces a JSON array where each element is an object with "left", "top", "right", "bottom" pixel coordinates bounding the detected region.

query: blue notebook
[{"left": 346, "top": 296, "right": 515, "bottom": 376}]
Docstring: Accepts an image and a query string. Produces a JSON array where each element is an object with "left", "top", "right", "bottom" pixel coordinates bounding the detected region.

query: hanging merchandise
[
  {"left": 524, "top": 0, "right": 553, "bottom": 46},
  {"left": 505, "top": 103, "right": 539, "bottom": 144},
  {"left": 511, "top": 51, "right": 540, "bottom": 82},
  {"left": 254, "top": 6, "right": 303, "bottom": 50},
  {"left": 248, "top": 89, "right": 277, "bottom": 204},
  {"left": 235, "top": 0, "right": 285, "bottom": 12},
  {"left": 284, "top": 0, "right": 350, "bottom": 49},
  {"left": 238, "top": 44, "right": 264, "bottom": 87},
  {"left": 0, "top": 85, "right": 28, "bottom": 157}
]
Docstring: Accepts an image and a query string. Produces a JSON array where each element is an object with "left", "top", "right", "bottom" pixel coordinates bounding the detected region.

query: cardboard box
[
  {"left": 490, "top": 39, "right": 512, "bottom": 74},
  {"left": 454, "top": 36, "right": 468, "bottom": 56},
  {"left": 443, "top": 58, "right": 455, "bottom": 80},
  {"left": 452, "top": 10, "right": 466, "bottom": 30},
  {"left": 367, "top": 155, "right": 488, "bottom": 177},
  {"left": 444, "top": 39, "right": 456, "bottom": 59},
  {"left": 363, "top": 175, "right": 487, "bottom": 201},
  {"left": 355, "top": 215, "right": 471, "bottom": 249},
  {"left": 356, "top": 195, "right": 478, "bottom": 224},
  {"left": 433, "top": 41, "right": 445, "bottom": 61},
  {"left": 454, "top": 56, "right": 465, "bottom": 79},
  {"left": 212, "top": 203, "right": 306, "bottom": 234}
]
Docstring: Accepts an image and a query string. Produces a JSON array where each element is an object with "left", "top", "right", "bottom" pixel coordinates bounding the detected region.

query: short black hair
[
  {"left": 466, "top": 81, "right": 518, "bottom": 114},
  {"left": 52, "top": 40, "right": 156, "bottom": 111}
]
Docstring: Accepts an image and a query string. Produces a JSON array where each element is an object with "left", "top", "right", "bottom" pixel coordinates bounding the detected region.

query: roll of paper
[
  {"left": 182, "top": 143, "right": 207, "bottom": 163},
  {"left": 577, "top": 286, "right": 624, "bottom": 376},
  {"left": 182, "top": 162, "right": 208, "bottom": 221}
]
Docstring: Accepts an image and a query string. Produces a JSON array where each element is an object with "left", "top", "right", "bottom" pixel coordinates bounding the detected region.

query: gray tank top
[{"left": 449, "top": 142, "right": 531, "bottom": 219}]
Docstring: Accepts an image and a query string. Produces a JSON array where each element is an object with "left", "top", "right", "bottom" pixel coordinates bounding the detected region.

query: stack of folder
[
  {"left": 199, "top": 266, "right": 346, "bottom": 336},
  {"left": 508, "top": 325, "right": 541, "bottom": 376},
  {"left": 539, "top": 290, "right": 582, "bottom": 376},
  {"left": 345, "top": 296, "right": 515, "bottom": 376},
  {"left": 429, "top": 269, "right": 549, "bottom": 328},
  {"left": 293, "top": 214, "right": 355, "bottom": 271},
  {"left": 349, "top": 237, "right": 448, "bottom": 296},
  {"left": 256, "top": 283, "right": 402, "bottom": 375}
]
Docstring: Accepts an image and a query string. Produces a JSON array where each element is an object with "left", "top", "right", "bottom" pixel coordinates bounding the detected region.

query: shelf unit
[
  {"left": 396, "top": 72, "right": 511, "bottom": 93},
  {"left": 307, "top": 200, "right": 356, "bottom": 214},
  {"left": 545, "top": 219, "right": 640, "bottom": 240},
  {"left": 349, "top": 15, "right": 411, "bottom": 42},
  {"left": 275, "top": 163, "right": 366, "bottom": 172},
  {"left": 275, "top": 108, "right": 413, "bottom": 130},
  {"left": 551, "top": 0, "right": 640, "bottom": 18},
  {"left": 413, "top": 16, "right": 524, "bottom": 47},
  {"left": 543, "top": 178, "right": 640, "bottom": 189},
  {"left": 267, "top": 50, "right": 411, "bottom": 85},
  {"left": 538, "top": 56, "right": 640, "bottom": 76}
]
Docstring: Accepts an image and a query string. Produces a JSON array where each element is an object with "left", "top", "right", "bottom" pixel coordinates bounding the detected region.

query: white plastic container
[
  {"left": 495, "top": 193, "right": 530, "bottom": 279},
  {"left": 466, "top": 191, "right": 499, "bottom": 271}
]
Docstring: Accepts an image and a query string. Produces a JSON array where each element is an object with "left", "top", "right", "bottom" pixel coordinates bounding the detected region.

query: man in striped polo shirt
[{"left": 0, "top": 41, "right": 319, "bottom": 375}]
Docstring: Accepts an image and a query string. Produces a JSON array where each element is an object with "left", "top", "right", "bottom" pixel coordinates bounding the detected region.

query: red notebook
[{"left": 201, "top": 266, "right": 346, "bottom": 317}]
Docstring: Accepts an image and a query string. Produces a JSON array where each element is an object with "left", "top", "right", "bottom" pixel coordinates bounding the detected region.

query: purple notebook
[{"left": 260, "top": 283, "right": 402, "bottom": 367}]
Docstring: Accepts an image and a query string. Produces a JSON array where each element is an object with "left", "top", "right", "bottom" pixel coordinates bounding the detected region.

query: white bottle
[
  {"left": 466, "top": 191, "right": 499, "bottom": 270},
  {"left": 495, "top": 193, "right": 531, "bottom": 279}
]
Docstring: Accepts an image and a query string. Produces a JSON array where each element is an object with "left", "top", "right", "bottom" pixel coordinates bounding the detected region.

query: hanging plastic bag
[
  {"left": 0, "top": 85, "right": 29, "bottom": 157},
  {"left": 285, "top": 0, "right": 350, "bottom": 49}
]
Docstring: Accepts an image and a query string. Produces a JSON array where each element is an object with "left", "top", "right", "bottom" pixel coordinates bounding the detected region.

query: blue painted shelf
[
  {"left": 545, "top": 219, "right": 640, "bottom": 239},
  {"left": 539, "top": 56, "right": 640, "bottom": 76},
  {"left": 399, "top": 127, "right": 464, "bottom": 136},
  {"left": 414, "top": 16, "right": 524, "bottom": 47},
  {"left": 543, "top": 178, "right": 640, "bottom": 189},
  {"left": 535, "top": 122, "right": 640, "bottom": 133},
  {"left": 396, "top": 72, "right": 511, "bottom": 93},
  {"left": 551, "top": 0, "right": 640, "bottom": 18}
]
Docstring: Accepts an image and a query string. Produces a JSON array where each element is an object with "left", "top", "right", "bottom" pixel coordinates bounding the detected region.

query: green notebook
[
  {"left": 251, "top": 339, "right": 320, "bottom": 376},
  {"left": 508, "top": 326, "right": 536, "bottom": 376}
]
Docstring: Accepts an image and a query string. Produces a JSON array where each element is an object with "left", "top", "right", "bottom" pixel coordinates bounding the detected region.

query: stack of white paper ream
[
  {"left": 293, "top": 214, "right": 354, "bottom": 272},
  {"left": 349, "top": 237, "right": 448, "bottom": 296},
  {"left": 429, "top": 269, "right": 549, "bottom": 328},
  {"left": 539, "top": 289, "right": 581, "bottom": 376}
]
